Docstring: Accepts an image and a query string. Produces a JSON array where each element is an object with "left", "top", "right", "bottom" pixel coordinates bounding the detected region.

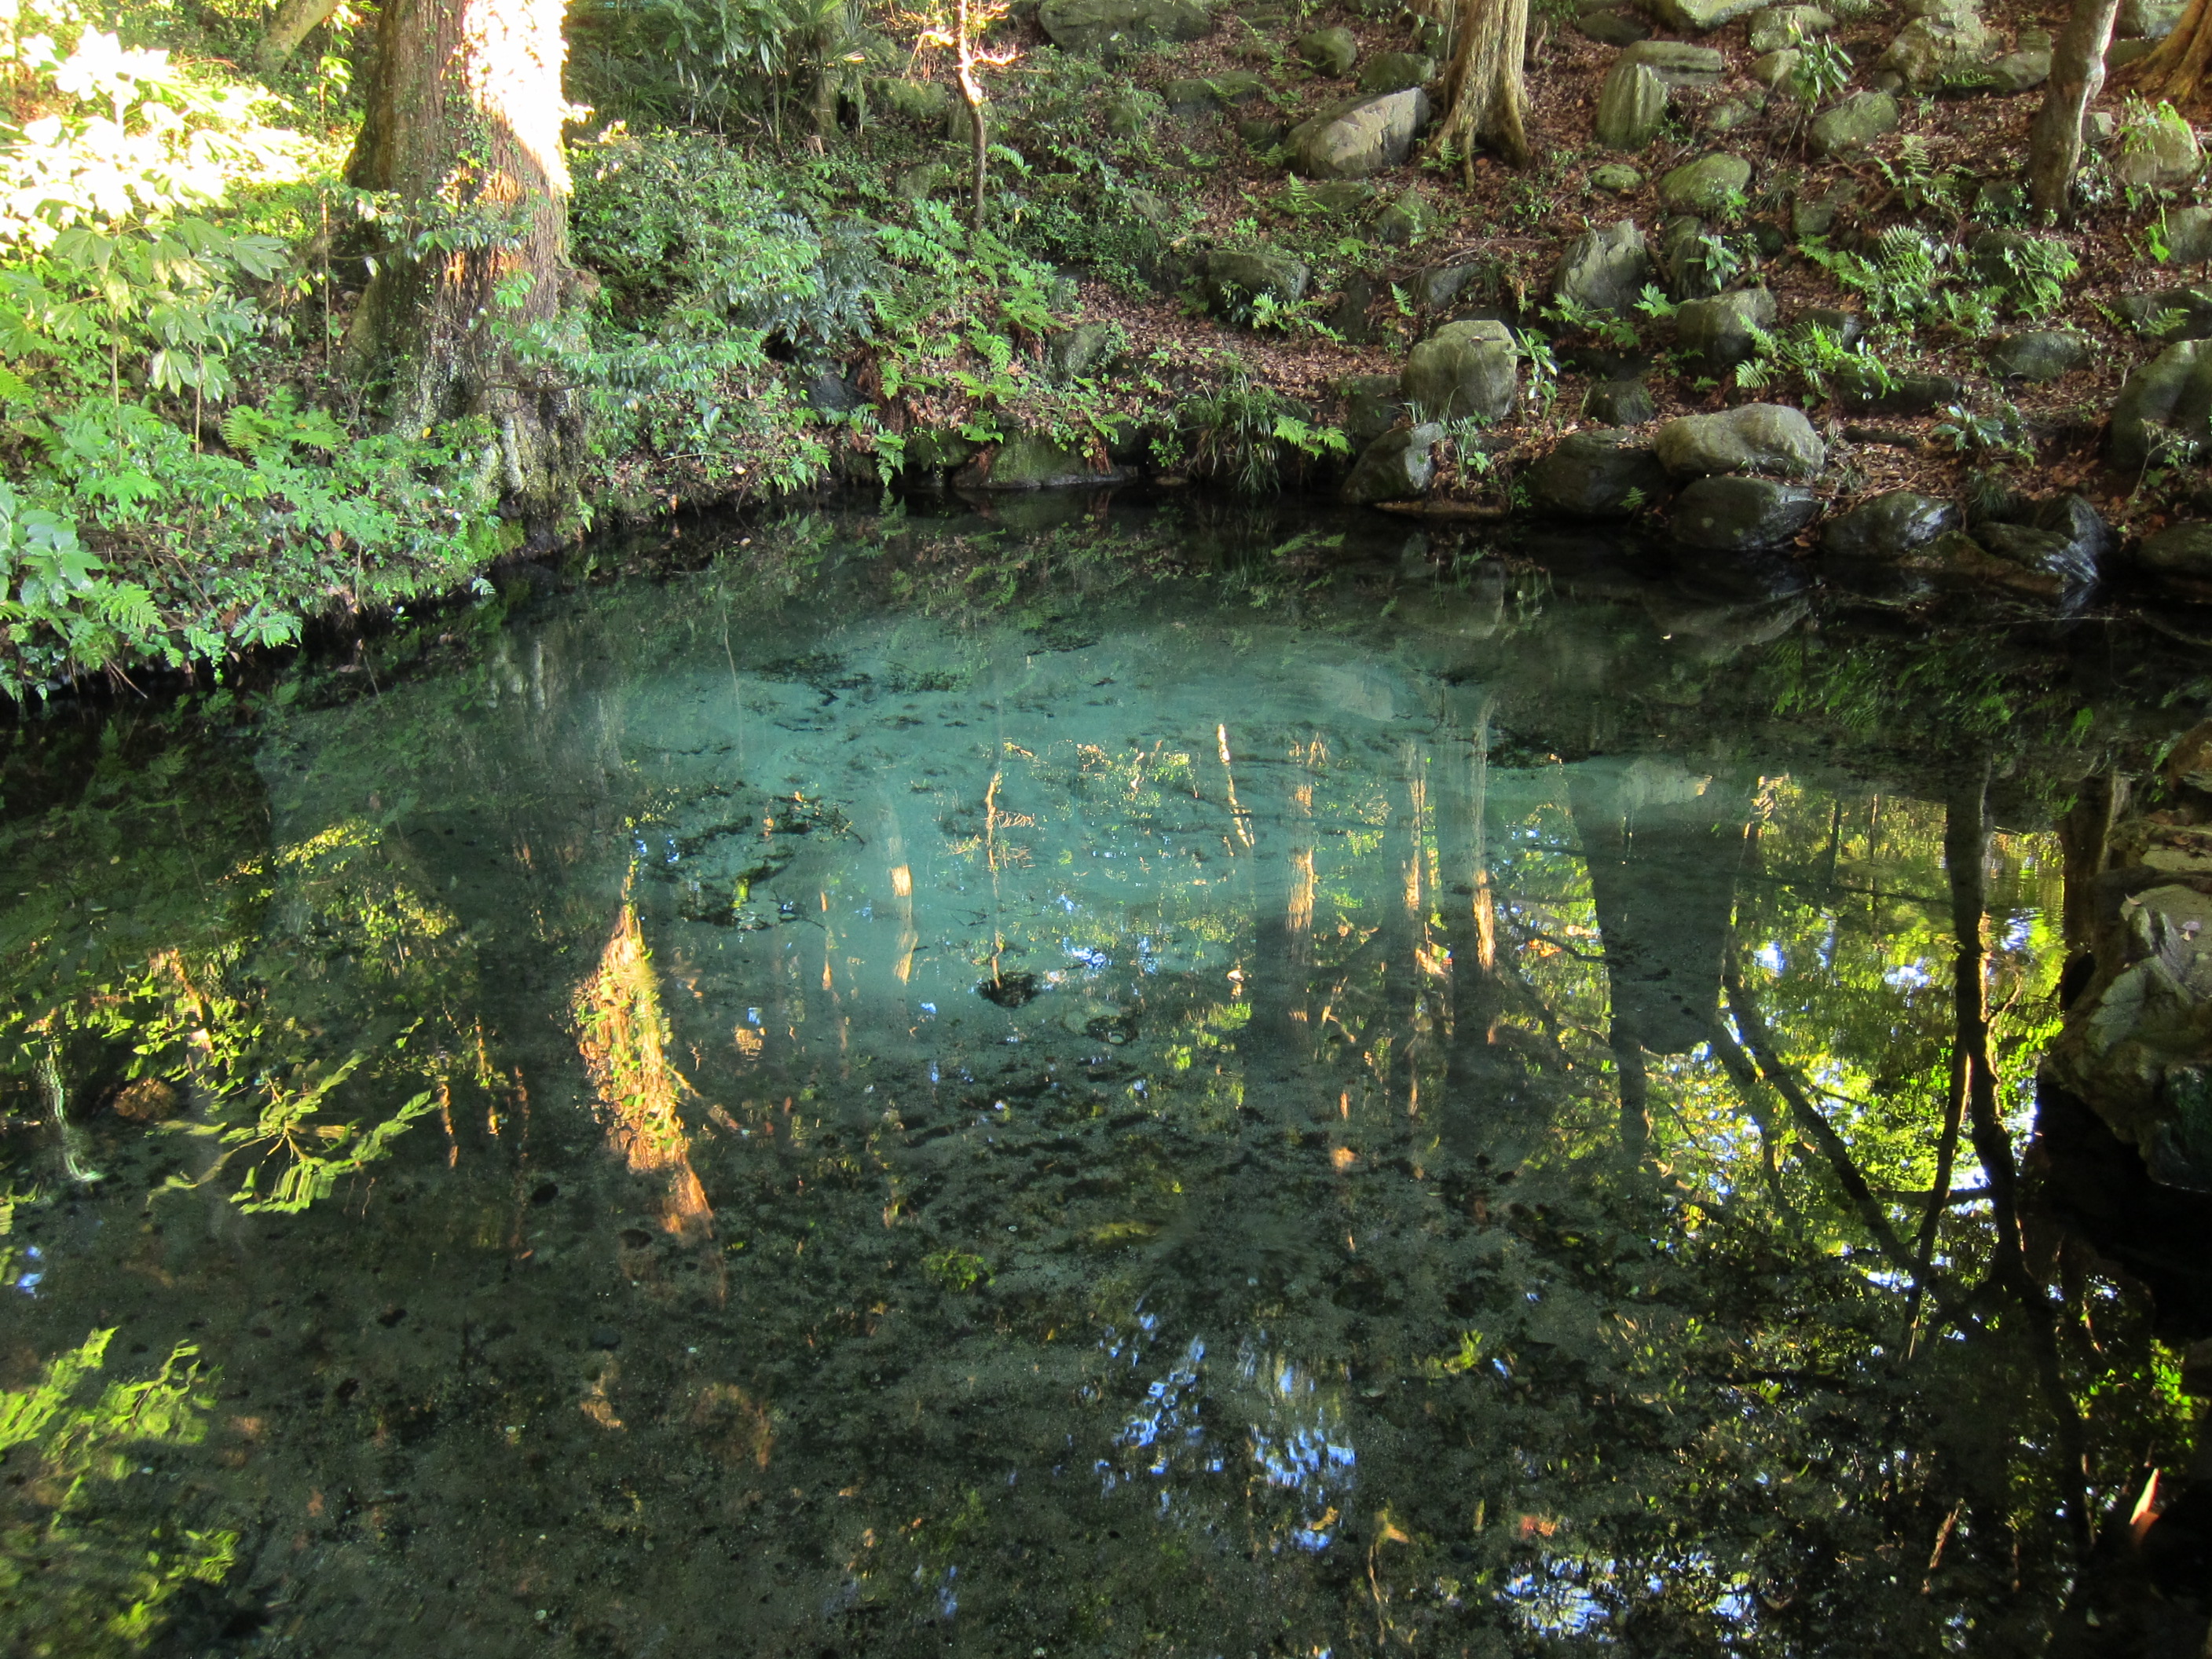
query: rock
[
  {"left": 1203, "top": 247, "right": 1310, "bottom": 316},
  {"left": 1822, "top": 489, "right": 1958, "bottom": 558},
  {"left": 1552, "top": 219, "right": 1652, "bottom": 315},
  {"left": 1749, "top": 5, "right": 1833, "bottom": 53},
  {"left": 1049, "top": 321, "right": 1121, "bottom": 379},
  {"left": 1978, "top": 46, "right": 2051, "bottom": 91},
  {"left": 1289, "top": 89, "right": 1430, "bottom": 178},
  {"left": 1586, "top": 379, "right": 1656, "bottom": 423},
  {"left": 1357, "top": 51, "right": 1435, "bottom": 93},
  {"left": 1651, "top": 0, "right": 1767, "bottom": 32},
  {"left": 903, "top": 429, "right": 980, "bottom": 472},
  {"left": 1988, "top": 330, "right": 2091, "bottom": 382},
  {"left": 1237, "top": 115, "right": 1287, "bottom": 146},
  {"left": 879, "top": 78, "right": 954, "bottom": 124},
  {"left": 1526, "top": 428, "right": 1669, "bottom": 517},
  {"left": 1973, "top": 179, "right": 2027, "bottom": 221},
  {"left": 2134, "top": 522, "right": 2212, "bottom": 598},
  {"left": 1339, "top": 373, "right": 1408, "bottom": 447},
  {"left": 2106, "top": 36, "right": 2158, "bottom": 68},
  {"left": 981, "top": 432, "right": 1104, "bottom": 488},
  {"left": 1402, "top": 319, "right": 1521, "bottom": 423},
  {"left": 1595, "top": 60, "right": 1670, "bottom": 148},
  {"left": 1810, "top": 90, "right": 1899, "bottom": 156},
  {"left": 1590, "top": 162, "right": 1645, "bottom": 192},
  {"left": 1750, "top": 48, "right": 1802, "bottom": 88},
  {"left": 1163, "top": 69, "right": 1266, "bottom": 109},
  {"left": 1579, "top": 6, "right": 1651, "bottom": 43},
  {"left": 1342, "top": 422, "right": 1442, "bottom": 503},
  {"left": 1800, "top": 306, "right": 1863, "bottom": 345},
  {"left": 1331, "top": 273, "right": 1383, "bottom": 342},
  {"left": 1973, "top": 521, "right": 2100, "bottom": 591},
  {"left": 1705, "top": 99, "right": 1760, "bottom": 133},
  {"left": 1375, "top": 189, "right": 1430, "bottom": 244},
  {"left": 1039, "top": 0, "right": 1212, "bottom": 54},
  {"left": 1659, "top": 152, "right": 1752, "bottom": 214},
  {"left": 1295, "top": 26, "right": 1359, "bottom": 75},
  {"left": 111, "top": 1078, "right": 181, "bottom": 1122},
  {"left": 894, "top": 161, "right": 958, "bottom": 201},
  {"left": 1659, "top": 215, "right": 1723, "bottom": 300},
  {"left": 1881, "top": 5, "right": 1992, "bottom": 87},
  {"left": 1670, "top": 476, "right": 1822, "bottom": 549},
  {"left": 1832, "top": 366, "right": 1961, "bottom": 415},
  {"left": 1105, "top": 87, "right": 1156, "bottom": 134},
  {"left": 2034, "top": 492, "right": 2115, "bottom": 568},
  {"left": 1792, "top": 182, "right": 1856, "bottom": 237},
  {"left": 2116, "top": 287, "right": 2212, "bottom": 340},
  {"left": 1655, "top": 403, "right": 1825, "bottom": 477},
  {"left": 2111, "top": 339, "right": 2212, "bottom": 469},
  {"left": 1622, "top": 40, "right": 1728, "bottom": 83},
  {"left": 1417, "top": 262, "right": 1479, "bottom": 310},
  {"left": 1292, "top": 179, "right": 1379, "bottom": 214},
  {"left": 1676, "top": 287, "right": 1778, "bottom": 368},
  {"left": 2116, "top": 101, "right": 2203, "bottom": 189},
  {"left": 2119, "top": 0, "right": 2185, "bottom": 37},
  {"left": 1967, "top": 228, "right": 2064, "bottom": 287},
  {"left": 2162, "top": 206, "right": 2212, "bottom": 266}
]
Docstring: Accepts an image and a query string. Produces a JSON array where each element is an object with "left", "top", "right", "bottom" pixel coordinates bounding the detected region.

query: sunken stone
[
  {"left": 1822, "top": 490, "right": 1959, "bottom": 558},
  {"left": 1670, "top": 476, "right": 1822, "bottom": 550}
]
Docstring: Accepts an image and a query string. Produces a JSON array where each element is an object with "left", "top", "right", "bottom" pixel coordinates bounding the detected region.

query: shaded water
[{"left": 2, "top": 505, "right": 2205, "bottom": 1657}]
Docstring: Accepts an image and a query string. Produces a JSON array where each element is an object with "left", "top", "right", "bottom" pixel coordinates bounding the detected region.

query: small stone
[
  {"left": 1881, "top": 5, "right": 1992, "bottom": 88},
  {"left": 2135, "top": 522, "right": 2212, "bottom": 599},
  {"left": 1237, "top": 116, "right": 1286, "bottom": 146},
  {"left": 1331, "top": 274, "right": 1383, "bottom": 342},
  {"left": 2115, "top": 101, "right": 2203, "bottom": 189},
  {"left": 1595, "top": 60, "right": 1670, "bottom": 149},
  {"left": 1676, "top": 287, "right": 1779, "bottom": 368},
  {"left": 894, "top": 161, "right": 957, "bottom": 201},
  {"left": 2106, "top": 36, "right": 2158, "bottom": 68},
  {"left": 1652, "top": 0, "right": 1768, "bottom": 32},
  {"left": 1295, "top": 26, "right": 1359, "bottom": 75},
  {"left": 1204, "top": 247, "right": 1310, "bottom": 316},
  {"left": 1621, "top": 40, "right": 1729, "bottom": 83},
  {"left": 1418, "top": 262, "right": 1478, "bottom": 310},
  {"left": 2116, "top": 287, "right": 2212, "bottom": 340},
  {"left": 1822, "top": 489, "right": 1958, "bottom": 558},
  {"left": 1659, "top": 152, "right": 1753, "bottom": 214},
  {"left": 1342, "top": 423, "right": 1443, "bottom": 504},
  {"left": 1800, "top": 306, "right": 1863, "bottom": 345},
  {"left": 1038, "top": 0, "right": 1214, "bottom": 55},
  {"left": 1832, "top": 367, "right": 1961, "bottom": 415},
  {"left": 1402, "top": 319, "right": 1521, "bottom": 423},
  {"left": 1810, "top": 90, "right": 1899, "bottom": 157},
  {"left": 1590, "top": 162, "right": 1645, "bottom": 192},
  {"left": 1705, "top": 100, "right": 1759, "bottom": 133},
  {"left": 1748, "top": 5, "right": 1833, "bottom": 53},
  {"left": 1293, "top": 179, "right": 1379, "bottom": 214},
  {"left": 903, "top": 429, "right": 979, "bottom": 472},
  {"left": 1357, "top": 51, "right": 1436, "bottom": 93},
  {"left": 2161, "top": 206, "right": 2212, "bottom": 265},
  {"left": 1987, "top": 331, "right": 2091, "bottom": 382},
  {"left": 1375, "top": 188, "right": 1430, "bottom": 244},
  {"left": 1164, "top": 69, "right": 1266, "bottom": 109},
  {"left": 1049, "top": 321, "right": 1120, "bottom": 380},
  {"left": 1655, "top": 403, "right": 1825, "bottom": 476},
  {"left": 1658, "top": 214, "right": 1723, "bottom": 300},
  {"left": 1579, "top": 6, "right": 1651, "bottom": 43},
  {"left": 1971, "top": 521, "right": 2099, "bottom": 591},
  {"left": 1289, "top": 89, "right": 1431, "bottom": 178},
  {"left": 1977, "top": 46, "right": 2051, "bottom": 92},
  {"left": 1750, "top": 48, "right": 1802, "bottom": 89},
  {"left": 1526, "top": 429, "right": 1670, "bottom": 517},
  {"left": 978, "top": 432, "right": 1101, "bottom": 488},
  {"left": 1792, "top": 183, "right": 1856, "bottom": 238},
  {"left": 1551, "top": 218, "right": 1653, "bottom": 315},
  {"left": 1585, "top": 379, "right": 1657, "bottom": 423},
  {"left": 1669, "top": 476, "right": 1822, "bottom": 549}
]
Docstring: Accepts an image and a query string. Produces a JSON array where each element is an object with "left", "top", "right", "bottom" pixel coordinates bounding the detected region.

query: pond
[{"left": 2, "top": 501, "right": 2205, "bottom": 1657}]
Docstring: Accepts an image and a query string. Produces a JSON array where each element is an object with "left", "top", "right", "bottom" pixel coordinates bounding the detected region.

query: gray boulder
[
  {"left": 1822, "top": 489, "right": 1958, "bottom": 558},
  {"left": 1203, "top": 247, "right": 1310, "bottom": 316},
  {"left": 1049, "top": 321, "right": 1121, "bottom": 379},
  {"left": 2162, "top": 206, "right": 2212, "bottom": 266},
  {"left": 1659, "top": 152, "right": 1752, "bottom": 214},
  {"left": 1591, "top": 162, "right": 1645, "bottom": 192},
  {"left": 1339, "top": 374, "right": 1408, "bottom": 447},
  {"left": 1342, "top": 422, "right": 1442, "bottom": 504},
  {"left": 1579, "top": 7, "right": 1651, "bottom": 42},
  {"left": 1749, "top": 5, "right": 1833, "bottom": 52},
  {"left": 1357, "top": 50, "right": 1435, "bottom": 93},
  {"left": 1979, "top": 45, "right": 2052, "bottom": 91},
  {"left": 2134, "top": 522, "right": 2212, "bottom": 599},
  {"left": 1163, "top": 69, "right": 1266, "bottom": 109},
  {"left": 2116, "top": 102, "right": 2204, "bottom": 189},
  {"left": 2119, "top": 0, "right": 2185, "bottom": 37},
  {"left": 1676, "top": 287, "right": 1778, "bottom": 368},
  {"left": 1832, "top": 366, "right": 1961, "bottom": 415},
  {"left": 1988, "top": 330, "right": 2091, "bottom": 381},
  {"left": 1622, "top": 40, "right": 1727, "bottom": 83},
  {"left": 1655, "top": 403, "right": 1826, "bottom": 476},
  {"left": 1038, "top": 0, "right": 1212, "bottom": 54},
  {"left": 982, "top": 432, "right": 1104, "bottom": 488},
  {"left": 1881, "top": 5, "right": 1992, "bottom": 87},
  {"left": 1402, "top": 319, "right": 1521, "bottom": 423},
  {"left": 1659, "top": 215, "right": 1723, "bottom": 300},
  {"left": 2111, "top": 339, "right": 2212, "bottom": 469},
  {"left": 2035, "top": 492, "right": 2115, "bottom": 568},
  {"left": 1295, "top": 26, "right": 1358, "bottom": 75},
  {"left": 1289, "top": 90, "right": 1431, "bottom": 178},
  {"left": 1652, "top": 0, "right": 1767, "bottom": 31},
  {"left": 1751, "top": 48, "right": 1802, "bottom": 88},
  {"left": 1595, "top": 60, "right": 1669, "bottom": 149},
  {"left": 1375, "top": 189, "right": 1430, "bottom": 245},
  {"left": 1552, "top": 219, "right": 1653, "bottom": 315},
  {"left": 1972, "top": 521, "right": 2099, "bottom": 591},
  {"left": 2116, "top": 287, "right": 2212, "bottom": 339},
  {"left": 1586, "top": 379, "right": 1656, "bottom": 423},
  {"left": 1811, "top": 90, "right": 1899, "bottom": 157},
  {"left": 1526, "top": 429, "right": 1669, "bottom": 517},
  {"left": 1671, "top": 476, "right": 1822, "bottom": 549}
]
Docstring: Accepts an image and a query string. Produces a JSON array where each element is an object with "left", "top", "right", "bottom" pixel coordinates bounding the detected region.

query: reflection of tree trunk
[
  {"left": 2056, "top": 772, "right": 2123, "bottom": 960},
  {"left": 1434, "top": 701, "right": 1519, "bottom": 1165},
  {"left": 1945, "top": 766, "right": 2093, "bottom": 1551},
  {"left": 1381, "top": 740, "right": 1428, "bottom": 1118}
]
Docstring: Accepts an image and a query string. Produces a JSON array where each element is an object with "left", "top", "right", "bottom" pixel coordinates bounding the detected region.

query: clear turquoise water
[{"left": 0, "top": 506, "right": 2195, "bottom": 1657}]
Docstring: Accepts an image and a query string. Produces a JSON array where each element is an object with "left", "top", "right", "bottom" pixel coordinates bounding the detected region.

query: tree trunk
[
  {"left": 343, "top": 0, "right": 583, "bottom": 533},
  {"left": 954, "top": 0, "right": 990, "bottom": 229},
  {"left": 2130, "top": 0, "right": 2212, "bottom": 105},
  {"left": 1431, "top": 0, "right": 1532, "bottom": 175},
  {"left": 2028, "top": 0, "right": 2122, "bottom": 218},
  {"left": 256, "top": 0, "right": 341, "bottom": 71}
]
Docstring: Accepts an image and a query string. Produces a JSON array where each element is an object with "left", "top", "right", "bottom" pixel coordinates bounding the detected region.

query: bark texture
[
  {"left": 2028, "top": 0, "right": 2121, "bottom": 218},
  {"left": 255, "top": 0, "right": 341, "bottom": 71},
  {"left": 344, "top": 0, "right": 583, "bottom": 531},
  {"left": 2131, "top": 0, "right": 2212, "bottom": 105},
  {"left": 1431, "top": 0, "right": 1532, "bottom": 175}
]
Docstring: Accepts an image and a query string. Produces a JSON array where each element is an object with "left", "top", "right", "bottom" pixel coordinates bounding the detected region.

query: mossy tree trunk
[
  {"left": 2027, "top": 0, "right": 2121, "bottom": 218},
  {"left": 1431, "top": 0, "right": 1532, "bottom": 177},
  {"left": 255, "top": 0, "right": 340, "bottom": 71},
  {"left": 343, "top": 0, "right": 584, "bottom": 534},
  {"left": 2131, "top": 0, "right": 2212, "bottom": 104}
]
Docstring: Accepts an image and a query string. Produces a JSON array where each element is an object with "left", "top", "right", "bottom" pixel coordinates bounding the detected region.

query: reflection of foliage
[
  {"left": 921, "top": 1247, "right": 990, "bottom": 1291},
  {"left": 0, "top": 1328, "right": 236, "bottom": 1658}
]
